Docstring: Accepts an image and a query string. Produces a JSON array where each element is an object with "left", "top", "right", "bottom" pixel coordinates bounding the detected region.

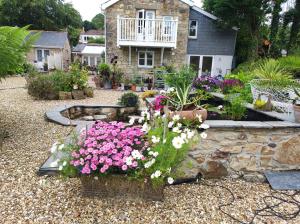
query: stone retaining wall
[{"left": 187, "top": 128, "right": 300, "bottom": 181}]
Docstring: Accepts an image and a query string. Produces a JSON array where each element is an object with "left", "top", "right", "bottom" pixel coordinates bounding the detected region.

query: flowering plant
[
  {"left": 221, "top": 79, "right": 243, "bottom": 94},
  {"left": 193, "top": 76, "right": 221, "bottom": 92},
  {"left": 55, "top": 110, "right": 208, "bottom": 187}
]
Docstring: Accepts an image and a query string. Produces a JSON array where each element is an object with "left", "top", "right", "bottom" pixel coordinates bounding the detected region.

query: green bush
[
  {"left": 223, "top": 95, "right": 247, "bottom": 120},
  {"left": 88, "top": 37, "right": 105, "bottom": 44},
  {"left": 27, "top": 75, "right": 58, "bottom": 100},
  {"left": 118, "top": 92, "right": 139, "bottom": 107}
]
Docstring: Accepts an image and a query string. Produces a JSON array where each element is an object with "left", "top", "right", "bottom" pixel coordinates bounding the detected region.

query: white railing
[{"left": 117, "top": 16, "right": 178, "bottom": 48}]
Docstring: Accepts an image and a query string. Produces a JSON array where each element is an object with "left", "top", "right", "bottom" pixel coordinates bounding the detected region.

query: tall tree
[
  {"left": 91, "top": 13, "right": 105, "bottom": 30},
  {"left": 83, "top": 20, "right": 97, "bottom": 31},
  {"left": 203, "top": 0, "right": 272, "bottom": 63},
  {"left": 269, "top": 0, "right": 286, "bottom": 55},
  {"left": 0, "top": 26, "right": 38, "bottom": 77},
  {"left": 288, "top": 0, "right": 300, "bottom": 51}
]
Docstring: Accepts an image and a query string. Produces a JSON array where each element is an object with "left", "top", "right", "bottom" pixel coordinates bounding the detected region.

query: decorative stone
[
  {"left": 243, "top": 173, "right": 266, "bottom": 183},
  {"left": 211, "top": 150, "right": 229, "bottom": 159},
  {"left": 274, "top": 136, "right": 300, "bottom": 166},
  {"left": 177, "top": 157, "right": 200, "bottom": 180},
  {"left": 261, "top": 146, "right": 274, "bottom": 156},
  {"left": 199, "top": 160, "right": 228, "bottom": 179},
  {"left": 242, "top": 143, "right": 262, "bottom": 154},
  {"left": 260, "top": 155, "right": 272, "bottom": 168},
  {"left": 230, "top": 155, "right": 258, "bottom": 172},
  {"left": 219, "top": 146, "right": 242, "bottom": 154}
]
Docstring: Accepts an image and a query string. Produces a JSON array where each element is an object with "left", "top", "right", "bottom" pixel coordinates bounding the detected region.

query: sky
[{"left": 67, "top": 0, "right": 203, "bottom": 21}]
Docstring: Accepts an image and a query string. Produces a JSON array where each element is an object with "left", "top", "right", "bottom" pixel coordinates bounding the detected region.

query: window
[
  {"left": 138, "top": 51, "right": 154, "bottom": 68},
  {"left": 36, "top": 49, "right": 50, "bottom": 62},
  {"left": 163, "top": 16, "right": 173, "bottom": 35},
  {"left": 189, "top": 20, "right": 198, "bottom": 38}
]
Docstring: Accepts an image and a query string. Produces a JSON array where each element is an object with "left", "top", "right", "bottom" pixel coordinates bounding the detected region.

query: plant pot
[
  {"left": 294, "top": 104, "right": 300, "bottom": 123},
  {"left": 72, "top": 90, "right": 86, "bottom": 100},
  {"left": 84, "top": 87, "right": 94, "bottom": 98},
  {"left": 124, "top": 85, "right": 130, "bottom": 91},
  {"left": 131, "top": 84, "right": 136, "bottom": 92},
  {"left": 59, "top": 91, "right": 72, "bottom": 100},
  {"left": 169, "top": 107, "right": 208, "bottom": 122},
  {"left": 80, "top": 175, "right": 164, "bottom": 201},
  {"left": 104, "top": 81, "right": 112, "bottom": 89}
]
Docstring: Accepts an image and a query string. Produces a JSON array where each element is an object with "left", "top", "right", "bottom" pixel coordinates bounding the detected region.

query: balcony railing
[{"left": 117, "top": 17, "right": 178, "bottom": 48}]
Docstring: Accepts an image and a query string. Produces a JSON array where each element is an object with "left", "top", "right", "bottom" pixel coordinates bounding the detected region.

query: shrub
[
  {"left": 223, "top": 95, "right": 247, "bottom": 120},
  {"left": 278, "top": 56, "right": 300, "bottom": 78},
  {"left": 193, "top": 76, "right": 221, "bottom": 92},
  {"left": 27, "top": 75, "right": 58, "bottom": 100},
  {"left": 118, "top": 92, "right": 139, "bottom": 107}
]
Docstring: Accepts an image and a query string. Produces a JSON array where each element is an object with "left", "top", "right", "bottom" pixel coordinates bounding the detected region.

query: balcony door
[
  {"left": 189, "top": 55, "right": 213, "bottom": 77},
  {"left": 137, "top": 10, "right": 155, "bottom": 41}
]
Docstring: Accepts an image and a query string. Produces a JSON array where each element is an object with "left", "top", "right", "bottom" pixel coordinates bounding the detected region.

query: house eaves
[{"left": 101, "top": 0, "right": 194, "bottom": 10}]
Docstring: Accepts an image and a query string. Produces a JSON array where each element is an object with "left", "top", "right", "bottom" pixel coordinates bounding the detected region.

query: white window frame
[
  {"left": 189, "top": 20, "right": 198, "bottom": 39},
  {"left": 36, "top": 49, "right": 50, "bottom": 62},
  {"left": 138, "top": 51, "right": 154, "bottom": 68}
]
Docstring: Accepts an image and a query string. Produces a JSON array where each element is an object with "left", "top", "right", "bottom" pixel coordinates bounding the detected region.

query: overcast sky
[{"left": 67, "top": 0, "right": 203, "bottom": 21}]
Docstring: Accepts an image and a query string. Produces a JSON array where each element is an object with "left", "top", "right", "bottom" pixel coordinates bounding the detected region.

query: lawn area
[{"left": 0, "top": 77, "right": 299, "bottom": 223}]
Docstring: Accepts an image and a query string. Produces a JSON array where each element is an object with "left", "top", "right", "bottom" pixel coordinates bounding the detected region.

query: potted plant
[
  {"left": 118, "top": 92, "right": 139, "bottom": 108},
  {"left": 43, "top": 62, "right": 48, "bottom": 72},
  {"left": 293, "top": 89, "right": 300, "bottom": 122},
  {"left": 98, "top": 63, "right": 112, "bottom": 89},
  {"left": 55, "top": 109, "right": 203, "bottom": 200},
  {"left": 131, "top": 79, "right": 137, "bottom": 91},
  {"left": 161, "top": 66, "right": 208, "bottom": 122}
]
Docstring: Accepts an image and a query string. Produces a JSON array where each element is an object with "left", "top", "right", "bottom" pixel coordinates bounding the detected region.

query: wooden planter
[{"left": 80, "top": 175, "right": 164, "bottom": 201}]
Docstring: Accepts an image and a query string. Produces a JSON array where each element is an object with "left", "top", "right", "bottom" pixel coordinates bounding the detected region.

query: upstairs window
[
  {"left": 138, "top": 51, "right": 154, "bottom": 68},
  {"left": 189, "top": 20, "right": 198, "bottom": 38}
]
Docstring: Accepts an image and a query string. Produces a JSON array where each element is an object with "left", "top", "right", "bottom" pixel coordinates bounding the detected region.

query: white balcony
[{"left": 117, "top": 17, "right": 178, "bottom": 48}]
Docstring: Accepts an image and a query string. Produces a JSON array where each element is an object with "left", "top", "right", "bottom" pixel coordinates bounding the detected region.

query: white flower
[
  {"left": 153, "top": 152, "right": 159, "bottom": 157},
  {"left": 58, "top": 165, "right": 63, "bottom": 171},
  {"left": 153, "top": 170, "right": 162, "bottom": 178},
  {"left": 167, "top": 87, "right": 175, "bottom": 93},
  {"left": 141, "top": 111, "right": 150, "bottom": 120},
  {"left": 167, "top": 177, "right": 174, "bottom": 185},
  {"left": 142, "top": 123, "right": 151, "bottom": 133},
  {"left": 152, "top": 136, "right": 160, "bottom": 144},
  {"left": 163, "top": 139, "right": 167, "bottom": 144},
  {"left": 94, "top": 176, "right": 99, "bottom": 180},
  {"left": 138, "top": 117, "right": 144, "bottom": 124},
  {"left": 167, "top": 167, "right": 172, "bottom": 173},
  {"left": 160, "top": 90, "right": 166, "bottom": 94},
  {"left": 200, "top": 132, "right": 208, "bottom": 139},
  {"left": 199, "top": 124, "right": 210, "bottom": 130},
  {"left": 177, "top": 123, "right": 182, "bottom": 128},
  {"left": 172, "top": 114, "right": 181, "bottom": 121},
  {"left": 73, "top": 84, "right": 78, "bottom": 90},
  {"left": 125, "top": 156, "right": 133, "bottom": 166},
  {"left": 180, "top": 133, "right": 188, "bottom": 142},
  {"left": 62, "top": 161, "right": 67, "bottom": 167},
  {"left": 144, "top": 158, "right": 155, "bottom": 168},
  {"left": 172, "top": 127, "right": 182, "bottom": 133},
  {"left": 168, "top": 121, "right": 174, "bottom": 128},
  {"left": 50, "top": 142, "right": 58, "bottom": 154},
  {"left": 151, "top": 173, "right": 155, "bottom": 179},
  {"left": 154, "top": 111, "right": 161, "bottom": 117},
  {"left": 146, "top": 147, "right": 151, "bottom": 151},
  {"left": 218, "top": 105, "right": 223, "bottom": 110},
  {"left": 131, "top": 150, "right": 142, "bottom": 160},
  {"left": 172, "top": 136, "right": 185, "bottom": 149},
  {"left": 129, "top": 117, "right": 135, "bottom": 125},
  {"left": 196, "top": 114, "right": 202, "bottom": 123},
  {"left": 186, "top": 130, "right": 195, "bottom": 139},
  {"left": 58, "top": 144, "right": 65, "bottom": 150}
]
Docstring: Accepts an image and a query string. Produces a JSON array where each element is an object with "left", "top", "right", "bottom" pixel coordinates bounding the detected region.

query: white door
[
  {"left": 189, "top": 55, "right": 213, "bottom": 77},
  {"left": 136, "top": 10, "right": 155, "bottom": 41}
]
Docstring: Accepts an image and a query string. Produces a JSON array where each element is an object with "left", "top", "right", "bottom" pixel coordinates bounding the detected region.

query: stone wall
[
  {"left": 105, "top": 0, "right": 190, "bottom": 76},
  {"left": 186, "top": 128, "right": 300, "bottom": 182}
]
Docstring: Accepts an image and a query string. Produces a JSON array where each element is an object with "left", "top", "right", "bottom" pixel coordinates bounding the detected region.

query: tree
[
  {"left": 269, "top": 0, "right": 286, "bottom": 56},
  {"left": 203, "top": 0, "right": 272, "bottom": 63},
  {"left": 92, "top": 13, "right": 105, "bottom": 29},
  {"left": 288, "top": 0, "right": 300, "bottom": 51},
  {"left": 0, "top": 26, "right": 38, "bottom": 78},
  {"left": 83, "top": 20, "right": 96, "bottom": 31}
]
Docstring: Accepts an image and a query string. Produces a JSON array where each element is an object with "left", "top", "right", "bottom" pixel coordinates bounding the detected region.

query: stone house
[
  {"left": 101, "top": 0, "right": 237, "bottom": 78},
  {"left": 27, "top": 31, "right": 71, "bottom": 71}
]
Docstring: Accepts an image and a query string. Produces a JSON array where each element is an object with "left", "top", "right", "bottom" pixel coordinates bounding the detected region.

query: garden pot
[
  {"left": 72, "top": 90, "right": 85, "bottom": 100},
  {"left": 80, "top": 175, "right": 164, "bottom": 201},
  {"left": 294, "top": 104, "right": 300, "bottom": 123},
  {"left": 169, "top": 107, "right": 208, "bottom": 122},
  {"left": 124, "top": 85, "right": 130, "bottom": 91},
  {"left": 131, "top": 84, "right": 137, "bottom": 92},
  {"left": 83, "top": 87, "right": 94, "bottom": 98},
  {"left": 59, "top": 91, "right": 72, "bottom": 100},
  {"left": 104, "top": 81, "right": 112, "bottom": 89}
]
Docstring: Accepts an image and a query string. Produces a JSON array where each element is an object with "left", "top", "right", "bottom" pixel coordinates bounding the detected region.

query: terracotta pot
[
  {"left": 131, "top": 84, "right": 136, "bottom": 91},
  {"left": 169, "top": 108, "right": 208, "bottom": 122},
  {"left": 80, "top": 175, "right": 164, "bottom": 201},
  {"left": 294, "top": 104, "right": 300, "bottom": 123}
]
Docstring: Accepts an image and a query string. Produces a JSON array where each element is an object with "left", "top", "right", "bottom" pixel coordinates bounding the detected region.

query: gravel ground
[{"left": 0, "top": 77, "right": 299, "bottom": 224}]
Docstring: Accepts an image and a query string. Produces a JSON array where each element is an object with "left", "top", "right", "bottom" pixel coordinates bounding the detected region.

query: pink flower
[{"left": 122, "top": 165, "right": 128, "bottom": 171}]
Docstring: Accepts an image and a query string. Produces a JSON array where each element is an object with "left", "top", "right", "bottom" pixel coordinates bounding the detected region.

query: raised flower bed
[{"left": 52, "top": 110, "right": 204, "bottom": 200}]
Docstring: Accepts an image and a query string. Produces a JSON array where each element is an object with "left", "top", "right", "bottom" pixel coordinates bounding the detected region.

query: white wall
[{"left": 211, "top": 55, "right": 233, "bottom": 77}]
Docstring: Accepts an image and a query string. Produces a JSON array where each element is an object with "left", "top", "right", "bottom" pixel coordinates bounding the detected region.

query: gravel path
[{"left": 0, "top": 77, "right": 299, "bottom": 224}]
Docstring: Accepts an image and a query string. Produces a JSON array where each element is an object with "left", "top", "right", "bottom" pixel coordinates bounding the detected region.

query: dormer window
[{"left": 189, "top": 20, "right": 198, "bottom": 39}]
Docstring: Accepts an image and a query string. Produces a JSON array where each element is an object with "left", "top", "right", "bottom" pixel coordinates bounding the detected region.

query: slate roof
[
  {"left": 30, "top": 31, "right": 69, "bottom": 49},
  {"left": 72, "top": 43, "right": 87, "bottom": 53}
]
